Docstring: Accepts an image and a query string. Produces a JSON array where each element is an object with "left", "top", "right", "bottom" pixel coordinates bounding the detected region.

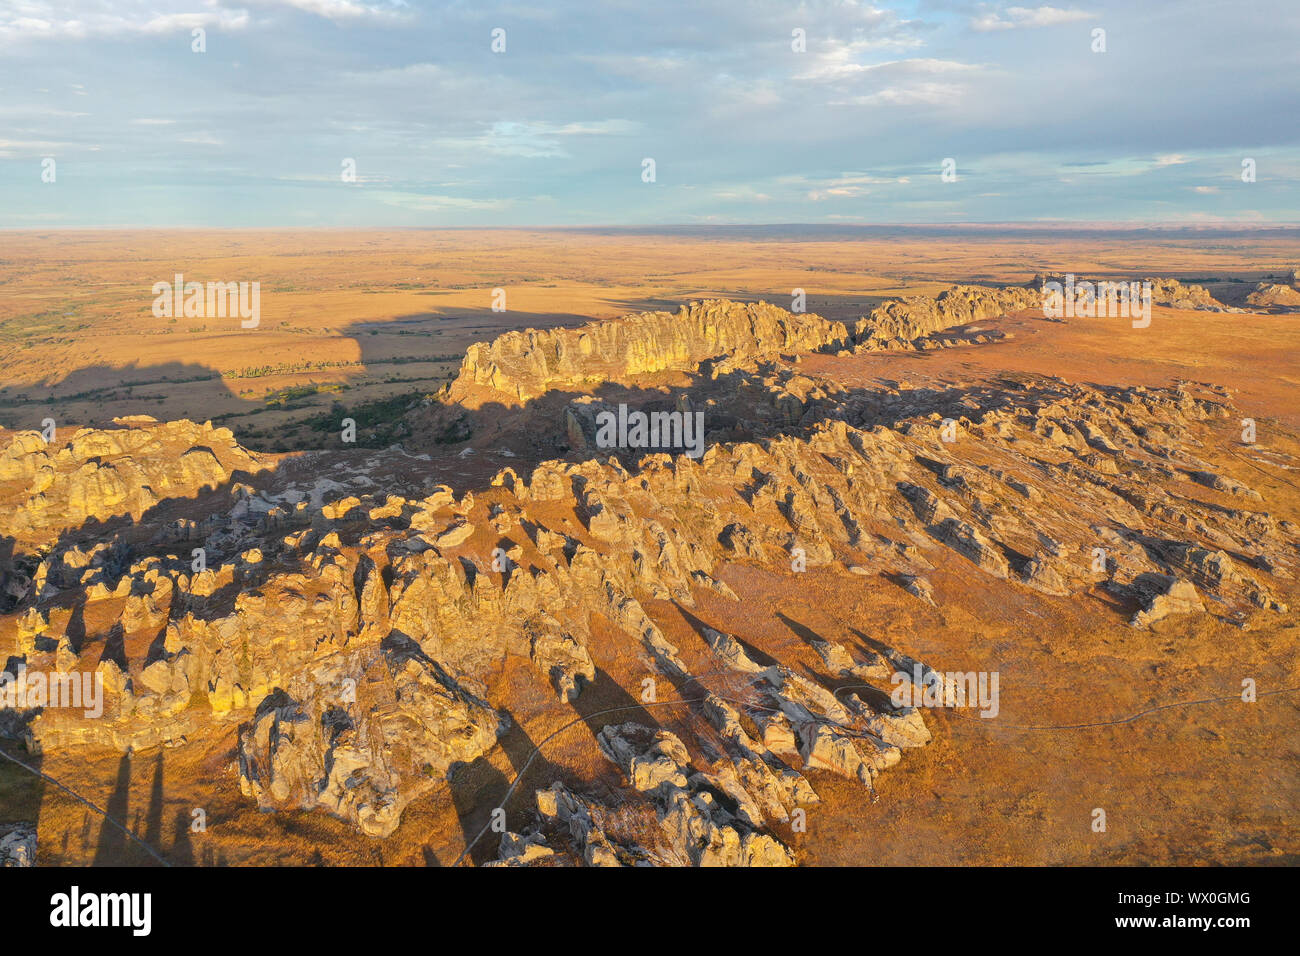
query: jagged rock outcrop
[
  {"left": 1145, "top": 278, "right": 1229, "bottom": 311},
  {"left": 853, "top": 285, "right": 1041, "bottom": 348},
  {"left": 595, "top": 722, "right": 795, "bottom": 866},
  {"left": 445, "top": 299, "right": 851, "bottom": 405},
  {"left": 1246, "top": 280, "right": 1300, "bottom": 309},
  {"left": 237, "top": 635, "right": 504, "bottom": 837},
  {"left": 1030, "top": 274, "right": 1229, "bottom": 312},
  {"left": 444, "top": 285, "right": 1049, "bottom": 410},
  {"left": 3, "top": 288, "right": 1297, "bottom": 865},
  {"left": 1130, "top": 575, "right": 1205, "bottom": 629},
  {"left": 0, "top": 417, "right": 270, "bottom": 541},
  {"left": 525, "top": 613, "right": 595, "bottom": 701},
  {"left": 9, "top": 367, "right": 1295, "bottom": 842},
  {"left": 0, "top": 825, "right": 35, "bottom": 867}
]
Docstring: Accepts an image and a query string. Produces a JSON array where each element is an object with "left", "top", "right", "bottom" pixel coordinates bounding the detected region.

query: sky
[{"left": 2, "top": 0, "right": 1297, "bottom": 227}]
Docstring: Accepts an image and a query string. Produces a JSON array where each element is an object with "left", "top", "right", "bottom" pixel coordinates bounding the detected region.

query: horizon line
[{"left": 4, "top": 221, "right": 1300, "bottom": 233}]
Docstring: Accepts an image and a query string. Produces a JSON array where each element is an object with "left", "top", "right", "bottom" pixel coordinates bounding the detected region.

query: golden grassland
[{"left": 2, "top": 228, "right": 1296, "bottom": 449}]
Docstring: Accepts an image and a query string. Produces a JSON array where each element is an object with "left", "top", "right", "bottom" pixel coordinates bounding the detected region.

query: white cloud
[
  {"left": 0, "top": 135, "right": 77, "bottom": 157},
  {"left": 799, "top": 54, "right": 984, "bottom": 108},
  {"left": 372, "top": 190, "right": 515, "bottom": 211},
  {"left": 0, "top": 0, "right": 407, "bottom": 46},
  {"left": 796, "top": 42, "right": 934, "bottom": 83},
  {"left": 0, "top": 2, "right": 251, "bottom": 45},
  {"left": 265, "top": 0, "right": 406, "bottom": 23},
  {"left": 805, "top": 172, "right": 911, "bottom": 200},
  {"left": 714, "top": 185, "right": 771, "bottom": 202},
  {"left": 343, "top": 61, "right": 440, "bottom": 80},
  {"left": 435, "top": 119, "right": 638, "bottom": 159},
  {"left": 4, "top": 0, "right": 1297, "bottom": 225},
  {"left": 808, "top": 187, "right": 867, "bottom": 200},
  {"left": 553, "top": 120, "right": 638, "bottom": 136},
  {"left": 138, "top": 10, "right": 249, "bottom": 32},
  {"left": 971, "top": 6, "right": 1093, "bottom": 32},
  {"left": 835, "top": 81, "right": 968, "bottom": 107},
  {"left": 576, "top": 54, "right": 688, "bottom": 79},
  {"left": 0, "top": 105, "right": 88, "bottom": 118},
  {"left": 802, "top": 56, "right": 980, "bottom": 82}
]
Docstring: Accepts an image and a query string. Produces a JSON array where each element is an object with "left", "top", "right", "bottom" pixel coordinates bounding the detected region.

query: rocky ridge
[
  {"left": 1029, "top": 274, "right": 1233, "bottom": 312},
  {"left": 1246, "top": 271, "right": 1300, "bottom": 309},
  {"left": 0, "top": 416, "right": 269, "bottom": 542},
  {"left": 444, "top": 284, "right": 1053, "bottom": 409},
  {"left": 446, "top": 299, "right": 852, "bottom": 406}
]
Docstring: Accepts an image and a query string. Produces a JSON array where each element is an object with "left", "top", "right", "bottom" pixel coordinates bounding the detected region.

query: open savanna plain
[{"left": 2, "top": 226, "right": 1298, "bottom": 449}]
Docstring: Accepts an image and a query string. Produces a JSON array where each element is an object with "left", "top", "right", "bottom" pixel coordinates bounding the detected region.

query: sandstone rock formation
[
  {"left": 0, "top": 824, "right": 35, "bottom": 867},
  {"left": 443, "top": 283, "right": 1055, "bottom": 411},
  {"left": 0, "top": 417, "right": 269, "bottom": 543},
  {"left": 446, "top": 299, "right": 851, "bottom": 405},
  {"left": 2, "top": 283, "right": 1296, "bottom": 866},
  {"left": 852, "top": 285, "right": 1041, "bottom": 349},
  {"left": 236, "top": 634, "right": 504, "bottom": 837},
  {"left": 1246, "top": 278, "right": 1300, "bottom": 309},
  {"left": 1030, "top": 274, "right": 1230, "bottom": 312}
]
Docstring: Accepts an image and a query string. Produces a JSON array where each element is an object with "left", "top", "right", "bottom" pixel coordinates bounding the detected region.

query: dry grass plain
[{"left": 2, "top": 227, "right": 1297, "bottom": 448}]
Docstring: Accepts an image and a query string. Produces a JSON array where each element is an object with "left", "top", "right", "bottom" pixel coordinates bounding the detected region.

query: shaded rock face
[
  {"left": 494, "top": 630, "right": 932, "bottom": 866},
  {"left": 1130, "top": 575, "right": 1205, "bottom": 629},
  {"left": 595, "top": 722, "right": 795, "bottom": 867},
  {"left": 525, "top": 614, "right": 594, "bottom": 702},
  {"left": 1246, "top": 281, "right": 1300, "bottom": 309},
  {"left": 3, "top": 286, "right": 1297, "bottom": 864},
  {"left": 236, "top": 636, "right": 503, "bottom": 838},
  {"left": 0, "top": 824, "right": 35, "bottom": 867},
  {"left": 425, "top": 283, "right": 1053, "bottom": 464}
]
